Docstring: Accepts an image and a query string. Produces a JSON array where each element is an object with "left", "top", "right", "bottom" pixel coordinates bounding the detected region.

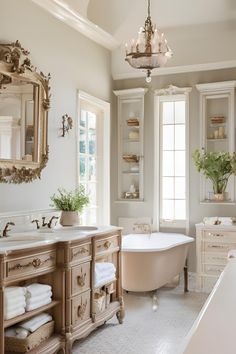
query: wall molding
[
  {"left": 31, "top": 0, "right": 119, "bottom": 51},
  {"left": 113, "top": 60, "right": 236, "bottom": 81}
]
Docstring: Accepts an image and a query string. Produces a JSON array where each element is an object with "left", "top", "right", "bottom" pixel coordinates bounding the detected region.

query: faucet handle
[
  {"left": 2, "top": 222, "right": 15, "bottom": 237},
  {"left": 31, "top": 219, "right": 40, "bottom": 229}
]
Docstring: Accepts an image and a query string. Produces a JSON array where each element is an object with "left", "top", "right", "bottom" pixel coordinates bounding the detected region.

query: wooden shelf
[
  {"left": 4, "top": 300, "right": 60, "bottom": 328},
  {"left": 6, "top": 334, "right": 63, "bottom": 354}
]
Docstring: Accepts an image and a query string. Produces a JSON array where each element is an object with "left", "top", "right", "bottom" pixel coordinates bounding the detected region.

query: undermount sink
[{"left": 0, "top": 233, "right": 55, "bottom": 242}]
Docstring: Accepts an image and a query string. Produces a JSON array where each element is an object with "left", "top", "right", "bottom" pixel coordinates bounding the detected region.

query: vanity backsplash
[{"left": 0, "top": 209, "right": 61, "bottom": 235}]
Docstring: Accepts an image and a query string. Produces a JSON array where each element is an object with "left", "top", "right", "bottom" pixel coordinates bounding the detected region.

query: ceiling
[{"left": 33, "top": 0, "right": 236, "bottom": 79}]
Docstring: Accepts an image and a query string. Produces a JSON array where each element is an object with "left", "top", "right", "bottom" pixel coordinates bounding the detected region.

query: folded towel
[
  {"left": 4, "top": 307, "right": 25, "bottom": 320},
  {"left": 20, "top": 313, "right": 52, "bottom": 333},
  {"left": 26, "top": 291, "right": 52, "bottom": 306},
  {"left": 25, "top": 289, "right": 52, "bottom": 300},
  {"left": 95, "top": 262, "right": 116, "bottom": 273},
  {"left": 26, "top": 297, "right": 52, "bottom": 312},
  {"left": 26, "top": 283, "right": 52, "bottom": 298},
  {"left": 94, "top": 274, "right": 116, "bottom": 288},
  {"left": 5, "top": 287, "right": 26, "bottom": 297},
  {"left": 4, "top": 295, "right": 26, "bottom": 307},
  {"left": 5, "top": 299, "right": 26, "bottom": 313}
]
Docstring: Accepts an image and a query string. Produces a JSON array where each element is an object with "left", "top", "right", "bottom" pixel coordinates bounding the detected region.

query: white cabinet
[
  {"left": 196, "top": 223, "right": 236, "bottom": 292},
  {"left": 114, "top": 88, "right": 147, "bottom": 201},
  {"left": 196, "top": 81, "right": 236, "bottom": 204}
]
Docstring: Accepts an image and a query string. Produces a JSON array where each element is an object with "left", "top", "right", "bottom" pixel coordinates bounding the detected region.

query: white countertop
[
  {"left": 0, "top": 225, "right": 121, "bottom": 254},
  {"left": 180, "top": 250, "right": 236, "bottom": 354}
]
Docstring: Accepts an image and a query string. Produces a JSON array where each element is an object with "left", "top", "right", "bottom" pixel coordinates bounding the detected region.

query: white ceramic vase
[{"left": 60, "top": 211, "right": 79, "bottom": 226}]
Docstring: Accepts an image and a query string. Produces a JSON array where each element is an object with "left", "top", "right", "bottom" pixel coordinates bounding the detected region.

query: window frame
[
  {"left": 77, "top": 90, "right": 110, "bottom": 225},
  {"left": 154, "top": 88, "right": 191, "bottom": 232}
]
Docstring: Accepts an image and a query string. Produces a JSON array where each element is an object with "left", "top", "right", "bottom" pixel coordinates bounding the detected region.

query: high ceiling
[{"left": 33, "top": 0, "right": 236, "bottom": 79}]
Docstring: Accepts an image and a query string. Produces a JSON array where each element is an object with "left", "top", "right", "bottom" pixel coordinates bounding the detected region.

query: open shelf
[
  {"left": 4, "top": 300, "right": 60, "bottom": 328},
  {"left": 93, "top": 278, "right": 116, "bottom": 291}
]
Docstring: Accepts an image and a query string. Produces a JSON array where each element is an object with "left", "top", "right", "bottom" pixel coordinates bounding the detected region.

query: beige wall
[
  {"left": 112, "top": 68, "right": 236, "bottom": 270},
  {"left": 0, "top": 0, "right": 112, "bottom": 212}
]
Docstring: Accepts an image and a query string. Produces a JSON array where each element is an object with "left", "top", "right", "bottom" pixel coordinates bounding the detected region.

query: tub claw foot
[
  {"left": 117, "top": 296, "right": 125, "bottom": 324},
  {"left": 152, "top": 293, "right": 159, "bottom": 311}
]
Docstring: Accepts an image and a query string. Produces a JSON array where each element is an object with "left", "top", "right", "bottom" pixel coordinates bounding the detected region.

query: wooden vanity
[{"left": 0, "top": 227, "right": 124, "bottom": 354}]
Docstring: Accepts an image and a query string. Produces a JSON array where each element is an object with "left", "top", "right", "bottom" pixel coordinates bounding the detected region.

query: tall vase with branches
[{"left": 193, "top": 150, "right": 236, "bottom": 200}]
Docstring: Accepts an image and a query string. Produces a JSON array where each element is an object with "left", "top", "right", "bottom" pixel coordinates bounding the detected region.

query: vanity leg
[
  {"left": 116, "top": 296, "right": 125, "bottom": 324},
  {"left": 0, "top": 286, "right": 4, "bottom": 354},
  {"left": 184, "top": 259, "right": 189, "bottom": 293},
  {"left": 65, "top": 333, "right": 73, "bottom": 354}
]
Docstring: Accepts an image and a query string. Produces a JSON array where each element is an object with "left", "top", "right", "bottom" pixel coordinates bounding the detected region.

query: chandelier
[{"left": 125, "top": 0, "right": 173, "bottom": 83}]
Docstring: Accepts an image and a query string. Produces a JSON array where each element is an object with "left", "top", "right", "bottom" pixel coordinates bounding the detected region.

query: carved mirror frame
[{"left": 0, "top": 40, "right": 50, "bottom": 183}]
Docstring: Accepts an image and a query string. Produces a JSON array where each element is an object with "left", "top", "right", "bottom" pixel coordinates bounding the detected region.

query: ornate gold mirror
[{"left": 0, "top": 40, "right": 50, "bottom": 183}]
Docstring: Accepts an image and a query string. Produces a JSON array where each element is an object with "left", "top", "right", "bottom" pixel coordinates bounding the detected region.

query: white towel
[
  {"left": 4, "top": 295, "right": 26, "bottom": 308},
  {"left": 95, "top": 262, "right": 116, "bottom": 273},
  {"left": 5, "top": 287, "right": 26, "bottom": 297},
  {"left": 26, "top": 291, "right": 52, "bottom": 306},
  {"left": 15, "top": 328, "right": 30, "bottom": 339},
  {"left": 5, "top": 328, "right": 17, "bottom": 337},
  {"left": 26, "top": 297, "right": 52, "bottom": 312},
  {"left": 4, "top": 307, "right": 25, "bottom": 320},
  {"left": 26, "top": 283, "right": 52, "bottom": 298},
  {"left": 20, "top": 313, "right": 52, "bottom": 333},
  {"left": 94, "top": 274, "right": 116, "bottom": 288},
  {"left": 5, "top": 299, "right": 26, "bottom": 313}
]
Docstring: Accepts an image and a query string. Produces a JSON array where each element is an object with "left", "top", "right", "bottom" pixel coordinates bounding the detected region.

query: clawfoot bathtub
[{"left": 121, "top": 233, "right": 194, "bottom": 292}]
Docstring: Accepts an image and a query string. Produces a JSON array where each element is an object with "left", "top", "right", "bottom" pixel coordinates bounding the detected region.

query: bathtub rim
[{"left": 122, "top": 232, "right": 194, "bottom": 253}]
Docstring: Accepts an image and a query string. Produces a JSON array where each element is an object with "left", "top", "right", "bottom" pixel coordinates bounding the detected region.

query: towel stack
[
  {"left": 94, "top": 262, "right": 116, "bottom": 287},
  {"left": 4, "top": 287, "right": 26, "bottom": 320},
  {"left": 25, "top": 284, "right": 52, "bottom": 311},
  {"left": 5, "top": 313, "right": 53, "bottom": 338}
]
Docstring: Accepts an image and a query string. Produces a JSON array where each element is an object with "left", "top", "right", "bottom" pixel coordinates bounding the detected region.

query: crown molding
[
  {"left": 196, "top": 80, "right": 236, "bottom": 92},
  {"left": 113, "top": 60, "right": 236, "bottom": 81},
  {"left": 31, "top": 0, "right": 119, "bottom": 51},
  {"left": 113, "top": 88, "right": 148, "bottom": 97},
  {"left": 155, "top": 85, "right": 192, "bottom": 96}
]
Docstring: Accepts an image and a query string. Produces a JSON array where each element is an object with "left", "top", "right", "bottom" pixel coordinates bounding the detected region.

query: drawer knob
[
  {"left": 104, "top": 241, "right": 111, "bottom": 249},
  {"left": 77, "top": 274, "right": 86, "bottom": 287},
  {"left": 32, "top": 258, "right": 42, "bottom": 268},
  {"left": 77, "top": 300, "right": 87, "bottom": 319}
]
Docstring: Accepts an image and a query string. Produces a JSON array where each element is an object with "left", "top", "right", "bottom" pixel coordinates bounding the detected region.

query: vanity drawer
[
  {"left": 203, "top": 264, "right": 225, "bottom": 276},
  {"left": 71, "top": 262, "right": 90, "bottom": 296},
  {"left": 203, "top": 242, "right": 236, "bottom": 254},
  {"left": 203, "top": 230, "right": 236, "bottom": 243},
  {"left": 95, "top": 235, "right": 119, "bottom": 255},
  {"left": 72, "top": 290, "right": 90, "bottom": 326},
  {"left": 70, "top": 242, "right": 92, "bottom": 263},
  {"left": 6, "top": 250, "right": 56, "bottom": 279},
  {"left": 203, "top": 253, "right": 228, "bottom": 265}
]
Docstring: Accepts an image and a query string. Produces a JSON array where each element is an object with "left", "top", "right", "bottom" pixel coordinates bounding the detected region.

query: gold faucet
[{"left": 2, "top": 222, "right": 15, "bottom": 237}]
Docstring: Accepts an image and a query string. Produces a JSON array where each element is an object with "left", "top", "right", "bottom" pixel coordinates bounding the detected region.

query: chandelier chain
[{"left": 148, "top": 0, "right": 151, "bottom": 18}]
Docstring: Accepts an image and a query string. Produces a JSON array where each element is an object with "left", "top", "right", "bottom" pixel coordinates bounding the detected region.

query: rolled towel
[
  {"left": 20, "top": 313, "right": 52, "bottom": 333},
  {"left": 26, "top": 291, "right": 52, "bottom": 306},
  {"left": 4, "top": 307, "right": 25, "bottom": 320},
  {"left": 15, "top": 328, "right": 30, "bottom": 339},
  {"left": 5, "top": 287, "right": 26, "bottom": 297},
  {"left": 5, "top": 299, "right": 26, "bottom": 313},
  {"left": 26, "top": 297, "right": 52, "bottom": 312},
  {"left": 26, "top": 283, "right": 52, "bottom": 298},
  {"left": 94, "top": 274, "right": 116, "bottom": 288},
  {"left": 5, "top": 327, "right": 17, "bottom": 337}
]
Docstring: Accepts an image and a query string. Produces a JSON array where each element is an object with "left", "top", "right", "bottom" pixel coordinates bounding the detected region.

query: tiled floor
[{"left": 73, "top": 276, "right": 208, "bottom": 354}]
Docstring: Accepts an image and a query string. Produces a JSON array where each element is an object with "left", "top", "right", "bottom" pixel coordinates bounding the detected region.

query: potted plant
[
  {"left": 50, "top": 186, "right": 89, "bottom": 226},
  {"left": 193, "top": 150, "right": 236, "bottom": 201}
]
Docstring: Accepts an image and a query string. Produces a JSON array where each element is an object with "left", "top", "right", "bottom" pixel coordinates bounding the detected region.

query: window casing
[
  {"left": 154, "top": 91, "right": 190, "bottom": 230},
  {"left": 78, "top": 92, "right": 110, "bottom": 225}
]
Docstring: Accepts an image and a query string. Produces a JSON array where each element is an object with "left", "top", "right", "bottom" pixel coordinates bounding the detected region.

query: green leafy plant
[
  {"left": 50, "top": 186, "right": 89, "bottom": 212},
  {"left": 192, "top": 149, "right": 236, "bottom": 194}
]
